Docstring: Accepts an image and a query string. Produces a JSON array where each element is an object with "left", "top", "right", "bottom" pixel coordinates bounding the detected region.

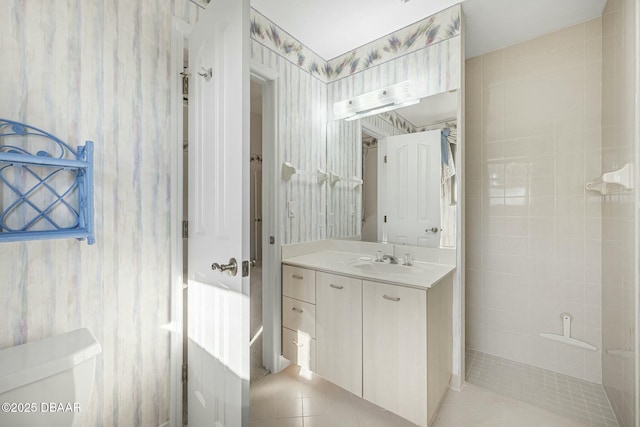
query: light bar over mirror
[{"left": 333, "top": 81, "right": 419, "bottom": 121}]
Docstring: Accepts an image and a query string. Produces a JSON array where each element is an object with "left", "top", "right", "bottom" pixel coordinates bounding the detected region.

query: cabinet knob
[
  {"left": 329, "top": 284, "right": 344, "bottom": 290},
  {"left": 291, "top": 307, "right": 303, "bottom": 313},
  {"left": 292, "top": 274, "right": 304, "bottom": 280},
  {"left": 383, "top": 294, "right": 400, "bottom": 302},
  {"left": 292, "top": 340, "right": 303, "bottom": 348}
]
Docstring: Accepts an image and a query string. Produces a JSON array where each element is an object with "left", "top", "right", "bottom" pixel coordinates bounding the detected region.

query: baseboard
[
  {"left": 277, "top": 355, "right": 291, "bottom": 372},
  {"left": 449, "top": 374, "right": 462, "bottom": 391}
]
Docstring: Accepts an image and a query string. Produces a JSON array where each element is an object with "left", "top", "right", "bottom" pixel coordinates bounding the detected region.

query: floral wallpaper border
[
  {"left": 377, "top": 112, "right": 458, "bottom": 135},
  {"left": 250, "top": 8, "right": 329, "bottom": 82},
  {"left": 378, "top": 110, "right": 417, "bottom": 134},
  {"left": 250, "top": 5, "right": 461, "bottom": 84},
  {"left": 326, "top": 5, "right": 460, "bottom": 81}
]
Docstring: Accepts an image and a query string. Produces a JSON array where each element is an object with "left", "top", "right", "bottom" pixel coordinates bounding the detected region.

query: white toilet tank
[{"left": 0, "top": 328, "right": 102, "bottom": 427}]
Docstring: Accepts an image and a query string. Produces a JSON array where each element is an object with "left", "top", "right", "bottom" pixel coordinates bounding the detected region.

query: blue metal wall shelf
[{"left": 0, "top": 118, "right": 94, "bottom": 244}]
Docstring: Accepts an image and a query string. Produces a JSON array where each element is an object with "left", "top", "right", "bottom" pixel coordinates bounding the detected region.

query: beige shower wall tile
[{"left": 464, "top": 18, "right": 603, "bottom": 383}]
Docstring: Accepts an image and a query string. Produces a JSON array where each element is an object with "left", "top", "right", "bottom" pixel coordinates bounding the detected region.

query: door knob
[
  {"left": 211, "top": 258, "right": 238, "bottom": 276},
  {"left": 425, "top": 227, "right": 440, "bottom": 233}
]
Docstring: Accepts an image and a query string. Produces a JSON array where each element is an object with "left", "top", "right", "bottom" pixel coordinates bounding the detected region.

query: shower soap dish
[{"left": 585, "top": 163, "right": 633, "bottom": 195}]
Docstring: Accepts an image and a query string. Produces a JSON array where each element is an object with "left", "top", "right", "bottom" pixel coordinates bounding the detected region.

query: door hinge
[
  {"left": 182, "top": 220, "right": 188, "bottom": 238},
  {"left": 384, "top": 155, "right": 387, "bottom": 163},
  {"left": 384, "top": 215, "right": 387, "bottom": 223},
  {"left": 242, "top": 259, "right": 257, "bottom": 277},
  {"left": 182, "top": 364, "right": 188, "bottom": 383},
  {"left": 180, "top": 67, "right": 189, "bottom": 96},
  {"left": 242, "top": 260, "right": 249, "bottom": 277}
]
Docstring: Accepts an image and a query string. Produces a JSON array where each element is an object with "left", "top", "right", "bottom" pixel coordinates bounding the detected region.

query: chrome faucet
[{"left": 382, "top": 254, "right": 399, "bottom": 264}]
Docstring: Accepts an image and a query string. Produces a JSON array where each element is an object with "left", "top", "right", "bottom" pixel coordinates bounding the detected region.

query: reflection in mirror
[{"left": 327, "top": 90, "right": 458, "bottom": 248}]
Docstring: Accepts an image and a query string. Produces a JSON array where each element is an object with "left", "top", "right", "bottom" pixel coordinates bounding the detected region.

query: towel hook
[{"left": 198, "top": 67, "right": 212, "bottom": 82}]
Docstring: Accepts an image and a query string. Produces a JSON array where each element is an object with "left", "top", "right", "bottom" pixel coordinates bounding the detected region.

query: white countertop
[{"left": 282, "top": 250, "right": 455, "bottom": 290}]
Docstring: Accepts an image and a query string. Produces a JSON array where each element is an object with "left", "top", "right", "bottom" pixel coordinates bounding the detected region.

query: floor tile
[
  {"left": 303, "top": 415, "right": 332, "bottom": 427},
  {"left": 276, "top": 397, "right": 303, "bottom": 418},
  {"left": 251, "top": 363, "right": 599, "bottom": 427},
  {"left": 251, "top": 399, "right": 277, "bottom": 420},
  {"left": 327, "top": 402, "right": 359, "bottom": 427},
  {"left": 465, "top": 349, "right": 618, "bottom": 427},
  {"left": 302, "top": 397, "right": 329, "bottom": 417},
  {"left": 274, "top": 418, "right": 303, "bottom": 427}
]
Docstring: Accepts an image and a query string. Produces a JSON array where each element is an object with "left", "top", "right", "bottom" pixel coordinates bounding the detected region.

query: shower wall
[
  {"left": 465, "top": 18, "right": 604, "bottom": 382},
  {"left": 601, "top": 0, "right": 638, "bottom": 425}
]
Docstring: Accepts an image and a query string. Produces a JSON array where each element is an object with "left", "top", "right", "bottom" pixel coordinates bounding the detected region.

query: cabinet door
[
  {"left": 363, "top": 281, "right": 427, "bottom": 426},
  {"left": 316, "top": 272, "right": 363, "bottom": 396}
]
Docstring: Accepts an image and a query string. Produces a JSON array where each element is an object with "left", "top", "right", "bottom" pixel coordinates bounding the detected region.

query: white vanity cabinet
[
  {"left": 281, "top": 265, "right": 316, "bottom": 370},
  {"left": 316, "top": 272, "right": 363, "bottom": 396},
  {"left": 281, "top": 260, "right": 453, "bottom": 427}
]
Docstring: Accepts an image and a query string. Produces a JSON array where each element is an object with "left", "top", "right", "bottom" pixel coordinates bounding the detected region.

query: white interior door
[
  {"left": 187, "top": 0, "right": 250, "bottom": 426},
  {"left": 382, "top": 130, "right": 441, "bottom": 246}
]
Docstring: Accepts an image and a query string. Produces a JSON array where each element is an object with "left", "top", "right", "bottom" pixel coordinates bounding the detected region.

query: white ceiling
[
  {"left": 462, "top": 0, "right": 606, "bottom": 58},
  {"left": 251, "top": 0, "right": 462, "bottom": 60},
  {"left": 250, "top": 0, "right": 606, "bottom": 60}
]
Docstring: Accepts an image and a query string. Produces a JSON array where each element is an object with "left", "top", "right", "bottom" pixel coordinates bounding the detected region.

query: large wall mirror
[{"left": 326, "top": 89, "right": 459, "bottom": 248}]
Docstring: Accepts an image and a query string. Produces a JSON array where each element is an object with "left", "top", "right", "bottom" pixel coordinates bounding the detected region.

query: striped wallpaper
[
  {"left": 251, "top": 40, "right": 328, "bottom": 245},
  {"left": 0, "top": 1, "right": 199, "bottom": 426}
]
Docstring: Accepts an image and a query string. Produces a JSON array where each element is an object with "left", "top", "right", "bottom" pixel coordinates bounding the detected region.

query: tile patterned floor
[
  {"left": 465, "top": 349, "right": 619, "bottom": 427},
  {"left": 250, "top": 364, "right": 595, "bottom": 427}
]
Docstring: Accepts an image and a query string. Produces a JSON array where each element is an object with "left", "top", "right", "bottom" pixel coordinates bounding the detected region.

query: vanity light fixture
[{"left": 333, "top": 81, "right": 419, "bottom": 121}]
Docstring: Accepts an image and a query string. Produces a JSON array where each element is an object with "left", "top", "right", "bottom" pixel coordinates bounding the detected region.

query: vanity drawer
[
  {"left": 282, "top": 326, "right": 315, "bottom": 371},
  {"left": 282, "top": 296, "right": 316, "bottom": 338},
  {"left": 282, "top": 265, "right": 315, "bottom": 303}
]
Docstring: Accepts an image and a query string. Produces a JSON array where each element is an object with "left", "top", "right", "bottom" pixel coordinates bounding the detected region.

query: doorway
[
  {"left": 250, "top": 79, "right": 268, "bottom": 382},
  {"left": 360, "top": 130, "right": 378, "bottom": 242}
]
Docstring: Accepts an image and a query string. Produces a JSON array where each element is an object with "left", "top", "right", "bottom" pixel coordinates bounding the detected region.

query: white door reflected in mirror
[{"left": 380, "top": 131, "right": 441, "bottom": 247}]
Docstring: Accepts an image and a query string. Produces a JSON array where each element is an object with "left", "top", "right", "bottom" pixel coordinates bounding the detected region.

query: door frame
[
  {"left": 169, "top": 16, "right": 192, "bottom": 427},
  {"left": 360, "top": 121, "right": 388, "bottom": 243},
  {"left": 249, "top": 61, "right": 282, "bottom": 374}
]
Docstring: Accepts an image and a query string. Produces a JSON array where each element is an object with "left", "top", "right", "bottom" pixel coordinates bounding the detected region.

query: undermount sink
[{"left": 350, "top": 260, "right": 429, "bottom": 275}]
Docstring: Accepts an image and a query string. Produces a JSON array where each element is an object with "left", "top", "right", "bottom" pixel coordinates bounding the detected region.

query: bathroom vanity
[{"left": 281, "top": 249, "right": 454, "bottom": 427}]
